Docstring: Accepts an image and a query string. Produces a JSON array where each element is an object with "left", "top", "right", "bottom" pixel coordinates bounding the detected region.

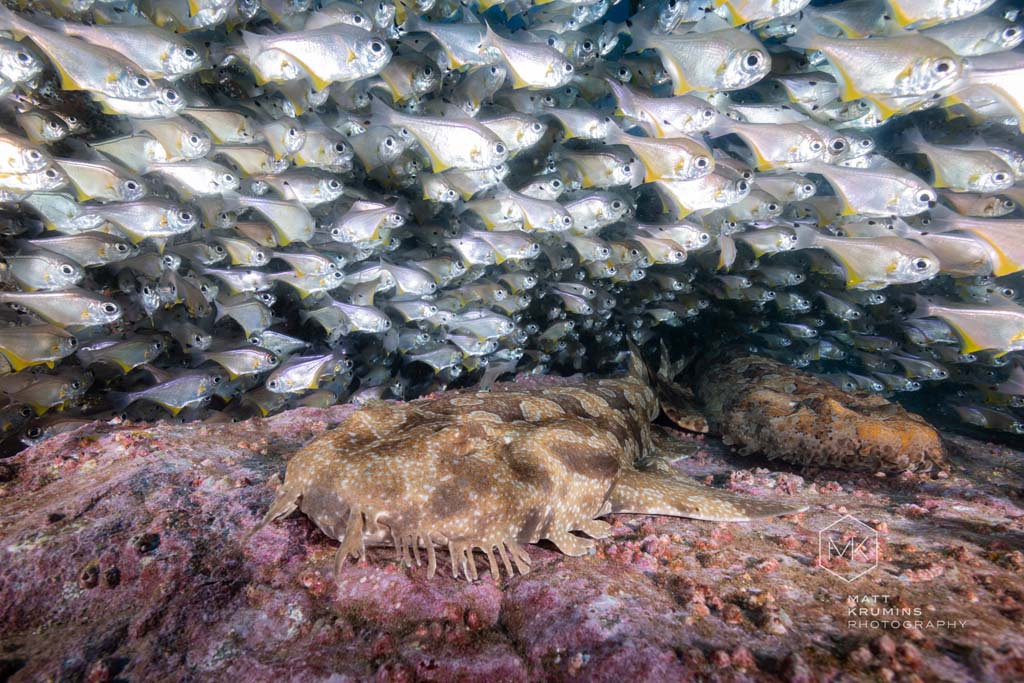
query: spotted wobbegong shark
[{"left": 254, "top": 349, "right": 808, "bottom": 581}]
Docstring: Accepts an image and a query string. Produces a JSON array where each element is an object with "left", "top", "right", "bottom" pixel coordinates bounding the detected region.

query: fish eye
[
  {"left": 384, "top": 136, "right": 395, "bottom": 148},
  {"left": 611, "top": 200, "right": 622, "bottom": 210},
  {"left": 565, "top": 63, "right": 573, "bottom": 72},
  {"left": 165, "top": 89, "right": 178, "bottom": 101},
  {"left": 224, "top": 173, "right": 235, "bottom": 183},
  {"left": 353, "top": 15, "right": 363, "bottom": 23},
  {"left": 180, "top": 210, "right": 193, "bottom": 221},
  {"left": 860, "top": 139, "right": 872, "bottom": 147},
  {"left": 102, "top": 303, "right": 119, "bottom": 314},
  {"left": 125, "top": 181, "right": 138, "bottom": 191},
  {"left": 913, "top": 258, "right": 930, "bottom": 271},
  {"left": 745, "top": 52, "right": 763, "bottom": 68},
  {"left": 737, "top": 180, "right": 749, "bottom": 192},
  {"left": 803, "top": 183, "right": 815, "bottom": 193},
  {"left": 371, "top": 41, "right": 385, "bottom": 54},
  {"left": 329, "top": 179, "right": 341, "bottom": 189},
  {"left": 26, "top": 426, "right": 42, "bottom": 439},
  {"left": 136, "top": 77, "right": 150, "bottom": 87},
  {"left": 1004, "top": 27, "right": 1019, "bottom": 39},
  {"left": 548, "top": 37, "right": 557, "bottom": 46},
  {"left": 810, "top": 140, "right": 823, "bottom": 151},
  {"left": 213, "top": 375, "right": 222, "bottom": 383},
  {"left": 994, "top": 172, "right": 1009, "bottom": 182},
  {"left": 551, "top": 179, "right": 562, "bottom": 188},
  {"left": 189, "top": 135, "right": 200, "bottom": 144},
  {"left": 830, "top": 139, "right": 846, "bottom": 152},
  {"left": 16, "top": 51, "right": 31, "bottom": 63},
  {"left": 45, "top": 168, "right": 58, "bottom": 178},
  {"left": 695, "top": 156, "right": 709, "bottom": 168},
  {"left": 27, "top": 149, "right": 42, "bottom": 161},
  {"left": 934, "top": 60, "right": 952, "bottom": 74},
  {"left": 184, "top": 48, "right": 197, "bottom": 58},
  {"left": 60, "top": 264, "right": 75, "bottom": 275},
  {"left": 767, "top": 203, "right": 779, "bottom": 212},
  {"left": 334, "top": 142, "right": 346, "bottom": 152},
  {"left": 917, "top": 191, "right": 934, "bottom": 204},
  {"left": 47, "top": 121, "right": 62, "bottom": 132}
]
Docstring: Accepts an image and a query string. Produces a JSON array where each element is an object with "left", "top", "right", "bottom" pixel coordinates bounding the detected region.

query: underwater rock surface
[{"left": 2, "top": 377, "right": 1023, "bottom": 682}]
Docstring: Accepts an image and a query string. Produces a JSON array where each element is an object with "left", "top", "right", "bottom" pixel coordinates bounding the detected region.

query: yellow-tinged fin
[
  {"left": 947, "top": 320, "right": 986, "bottom": 355},
  {"left": 666, "top": 62, "right": 694, "bottom": 96},
  {"left": 53, "top": 61, "right": 85, "bottom": 92},
  {"left": 970, "top": 232, "right": 1024, "bottom": 277},
  {"left": 187, "top": 0, "right": 202, "bottom": 18},
  {"left": 286, "top": 54, "right": 332, "bottom": 91},
  {"left": 868, "top": 95, "right": 903, "bottom": 121},
  {"left": 0, "top": 350, "right": 34, "bottom": 372},
  {"left": 422, "top": 144, "right": 451, "bottom": 173},
  {"left": 508, "top": 66, "right": 531, "bottom": 90},
  {"left": 886, "top": 0, "right": 916, "bottom": 29},
  {"left": 747, "top": 142, "right": 773, "bottom": 172},
  {"left": 822, "top": 246, "right": 866, "bottom": 288},
  {"left": 827, "top": 57, "right": 865, "bottom": 102},
  {"left": 931, "top": 162, "right": 950, "bottom": 188}
]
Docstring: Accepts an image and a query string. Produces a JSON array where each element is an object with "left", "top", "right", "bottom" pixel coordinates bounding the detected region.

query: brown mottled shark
[
  {"left": 665, "top": 348, "right": 947, "bottom": 474},
  {"left": 255, "top": 350, "right": 806, "bottom": 581}
]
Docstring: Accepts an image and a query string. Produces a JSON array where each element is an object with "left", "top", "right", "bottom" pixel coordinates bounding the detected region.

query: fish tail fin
[
  {"left": 106, "top": 390, "right": 135, "bottom": 412},
  {"left": 896, "top": 126, "right": 927, "bottom": 153},
  {"left": 791, "top": 224, "right": 823, "bottom": 249},
  {"left": 717, "top": 235, "right": 736, "bottom": 270},
  {"left": 610, "top": 467, "right": 807, "bottom": 521},
  {"left": 605, "top": 77, "right": 632, "bottom": 113},
  {"left": 0, "top": 5, "right": 29, "bottom": 40},
  {"left": 909, "top": 294, "right": 935, "bottom": 319},
  {"left": 786, "top": 16, "right": 821, "bottom": 51},
  {"left": 369, "top": 96, "right": 397, "bottom": 127},
  {"left": 625, "top": 21, "right": 651, "bottom": 53},
  {"left": 705, "top": 114, "right": 735, "bottom": 138},
  {"left": 240, "top": 30, "right": 265, "bottom": 58},
  {"left": 602, "top": 122, "right": 624, "bottom": 145}
]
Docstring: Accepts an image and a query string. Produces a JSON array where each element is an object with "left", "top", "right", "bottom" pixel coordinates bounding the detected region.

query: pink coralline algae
[{"left": 1, "top": 395, "right": 1024, "bottom": 682}]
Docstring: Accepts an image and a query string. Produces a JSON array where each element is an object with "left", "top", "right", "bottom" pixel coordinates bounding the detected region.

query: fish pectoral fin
[{"left": 608, "top": 468, "right": 807, "bottom": 521}]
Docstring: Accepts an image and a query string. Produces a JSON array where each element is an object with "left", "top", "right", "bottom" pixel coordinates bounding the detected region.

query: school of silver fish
[{"left": 1, "top": 0, "right": 1024, "bottom": 453}]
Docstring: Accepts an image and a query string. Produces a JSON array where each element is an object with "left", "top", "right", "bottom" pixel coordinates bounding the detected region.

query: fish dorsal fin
[{"left": 693, "top": 12, "right": 731, "bottom": 33}]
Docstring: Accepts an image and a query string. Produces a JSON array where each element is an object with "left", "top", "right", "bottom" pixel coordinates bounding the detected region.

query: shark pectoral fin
[
  {"left": 546, "top": 528, "right": 594, "bottom": 556},
  {"left": 608, "top": 468, "right": 807, "bottom": 521},
  {"left": 574, "top": 518, "right": 613, "bottom": 539}
]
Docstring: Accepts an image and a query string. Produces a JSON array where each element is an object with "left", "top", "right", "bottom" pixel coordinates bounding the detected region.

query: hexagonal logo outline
[{"left": 817, "top": 514, "right": 879, "bottom": 582}]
